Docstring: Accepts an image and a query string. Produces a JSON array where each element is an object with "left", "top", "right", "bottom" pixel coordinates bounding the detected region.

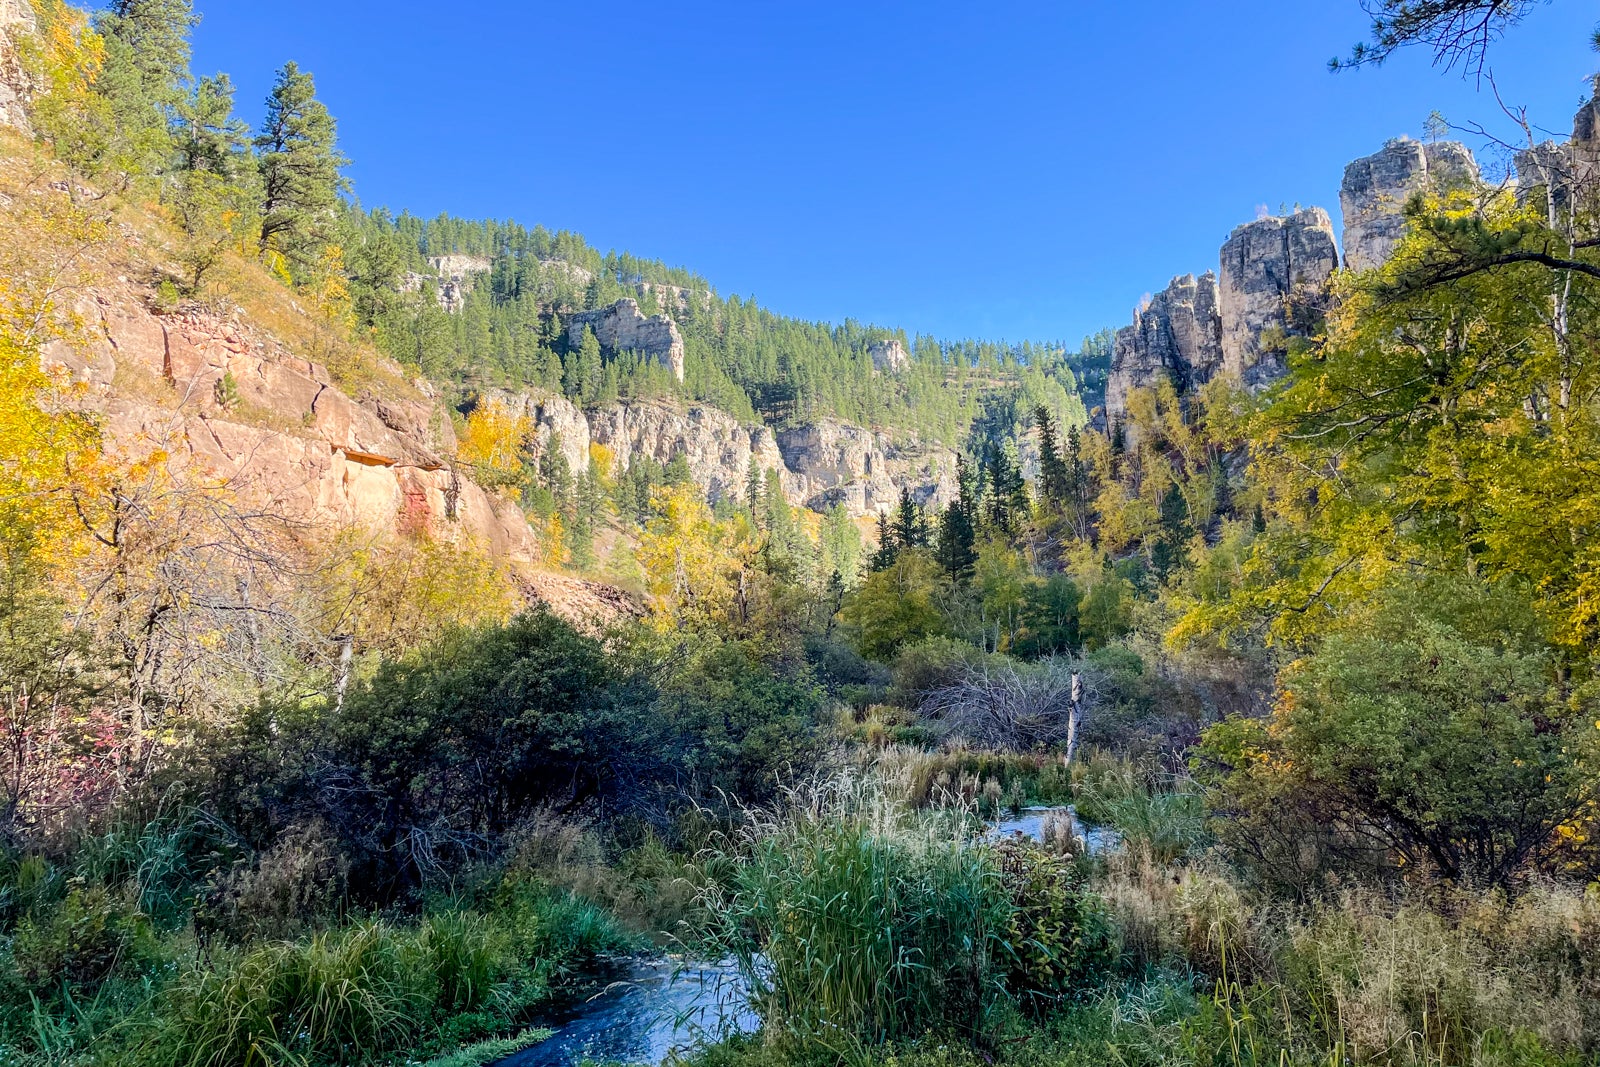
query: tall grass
[
  {"left": 872, "top": 746, "right": 1074, "bottom": 812},
  {"left": 699, "top": 777, "right": 1013, "bottom": 1053},
  {"left": 138, "top": 883, "right": 636, "bottom": 1067},
  {"left": 1070, "top": 752, "right": 1206, "bottom": 863}
]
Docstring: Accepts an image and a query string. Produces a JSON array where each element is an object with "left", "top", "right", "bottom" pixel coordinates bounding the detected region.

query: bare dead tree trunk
[
  {"left": 1064, "top": 671, "right": 1084, "bottom": 766},
  {"left": 333, "top": 634, "right": 355, "bottom": 713}
]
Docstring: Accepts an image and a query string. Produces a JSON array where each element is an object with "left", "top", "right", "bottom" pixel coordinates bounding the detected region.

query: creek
[{"left": 493, "top": 806, "right": 1111, "bottom": 1066}]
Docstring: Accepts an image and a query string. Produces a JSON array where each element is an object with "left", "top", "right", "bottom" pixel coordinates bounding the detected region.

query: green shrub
[
  {"left": 1197, "top": 576, "right": 1597, "bottom": 892},
  {"left": 991, "top": 841, "right": 1115, "bottom": 1014},
  {"left": 11, "top": 884, "right": 158, "bottom": 996}
]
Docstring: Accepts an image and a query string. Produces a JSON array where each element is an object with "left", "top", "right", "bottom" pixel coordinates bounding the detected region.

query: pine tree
[
  {"left": 255, "top": 62, "right": 348, "bottom": 273},
  {"left": 936, "top": 488, "right": 977, "bottom": 583},
  {"left": 94, "top": 0, "right": 197, "bottom": 172},
  {"left": 746, "top": 458, "right": 765, "bottom": 522},
  {"left": 892, "top": 486, "right": 929, "bottom": 550},
  {"left": 1036, "top": 405, "right": 1069, "bottom": 507},
  {"left": 167, "top": 73, "right": 256, "bottom": 293},
  {"left": 1151, "top": 481, "right": 1191, "bottom": 579},
  {"left": 174, "top": 74, "right": 249, "bottom": 175},
  {"left": 1062, "top": 425, "right": 1096, "bottom": 543},
  {"left": 870, "top": 511, "right": 898, "bottom": 572},
  {"left": 982, "top": 444, "right": 1028, "bottom": 537}
]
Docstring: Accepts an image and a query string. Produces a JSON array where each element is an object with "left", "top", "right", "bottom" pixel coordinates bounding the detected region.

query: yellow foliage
[
  {"left": 588, "top": 442, "right": 614, "bottom": 483},
  {"left": 17, "top": 0, "right": 109, "bottom": 168},
  {"left": 457, "top": 399, "right": 534, "bottom": 499},
  {"left": 635, "top": 482, "right": 756, "bottom": 629},
  {"left": 311, "top": 527, "right": 515, "bottom": 659},
  {"left": 0, "top": 161, "right": 111, "bottom": 584}
]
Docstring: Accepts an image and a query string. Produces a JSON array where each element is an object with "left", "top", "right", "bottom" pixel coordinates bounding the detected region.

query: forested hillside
[
  {"left": 344, "top": 208, "right": 1103, "bottom": 446},
  {"left": 3, "top": 2, "right": 1600, "bottom": 1067}
]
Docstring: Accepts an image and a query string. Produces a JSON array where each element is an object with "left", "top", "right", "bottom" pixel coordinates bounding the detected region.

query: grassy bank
[{"left": 0, "top": 820, "right": 638, "bottom": 1067}]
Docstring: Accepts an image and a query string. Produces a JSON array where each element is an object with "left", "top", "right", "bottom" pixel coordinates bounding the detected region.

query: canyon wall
[
  {"left": 1104, "top": 139, "right": 1480, "bottom": 437},
  {"left": 493, "top": 388, "right": 958, "bottom": 518},
  {"left": 0, "top": 0, "right": 35, "bottom": 131},
  {"left": 48, "top": 286, "right": 544, "bottom": 561}
]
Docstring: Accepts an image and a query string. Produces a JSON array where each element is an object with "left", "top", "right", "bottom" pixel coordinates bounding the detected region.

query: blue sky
[{"left": 188, "top": 1, "right": 1597, "bottom": 346}]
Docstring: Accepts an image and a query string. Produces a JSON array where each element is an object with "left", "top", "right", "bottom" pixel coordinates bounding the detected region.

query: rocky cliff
[
  {"left": 400, "top": 254, "right": 492, "bottom": 313},
  {"left": 1516, "top": 94, "right": 1600, "bottom": 218},
  {"left": 1218, "top": 207, "right": 1340, "bottom": 389},
  {"left": 568, "top": 298, "right": 686, "bottom": 382},
  {"left": 1106, "top": 272, "right": 1222, "bottom": 435},
  {"left": 1106, "top": 207, "right": 1338, "bottom": 435},
  {"left": 869, "top": 338, "right": 910, "bottom": 373},
  {"left": 0, "top": 0, "right": 35, "bottom": 131},
  {"left": 1104, "top": 137, "right": 1489, "bottom": 436},
  {"left": 1341, "top": 138, "right": 1479, "bottom": 272},
  {"left": 491, "top": 387, "right": 958, "bottom": 519},
  {"left": 50, "top": 286, "right": 544, "bottom": 561}
]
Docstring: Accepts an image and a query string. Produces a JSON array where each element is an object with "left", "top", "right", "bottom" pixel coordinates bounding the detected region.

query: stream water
[
  {"left": 492, "top": 806, "right": 1112, "bottom": 1067},
  {"left": 493, "top": 959, "right": 757, "bottom": 1067},
  {"left": 989, "top": 804, "right": 1121, "bottom": 854}
]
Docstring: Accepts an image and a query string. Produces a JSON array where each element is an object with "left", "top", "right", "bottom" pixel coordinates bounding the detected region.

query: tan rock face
[
  {"left": 776, "top": 419, "right": 958, "bottom": 516},
  {"left": 1218, "top": 208, "right": 1339, "bottom": 389},
  {"left": 0, "top": 0, "right": 35, "bottom": 131},
  {"left": 589, "top": 400, "right": 775, "bottom": 505},
  {"left": 67, "top": 288, "right": 541, "bottom": 561},
  {"left": 567, "top": 298, "right": 686, "bottom": 383},
  {"left": 869, "top": 338, "right": 910, "bottom": 373},
  {"left": 399, "top": 254, "right": 492, "bottom": 313},
  {"left": 488, "top": 388, "right": 592, "bottom": 476},
  {"left": 489, "top": 387, "right": 956, "bottom": 519},
  {"left": 1341, "top": 138, "right": 1480, "bottom": 273}
]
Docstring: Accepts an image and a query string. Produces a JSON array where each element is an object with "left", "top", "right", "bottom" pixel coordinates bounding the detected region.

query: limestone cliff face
[
  {"left": 869, "top": 338, "right": 910, "bottom": 373},
  {"left": 0, "top": 0, "right": 35, "bottom": 131},
  {"left": 588, "top": 399, "right": 788, "bottom": 504},
  {"left": 1105, "top": 272, "right": 1222, "bottom": 435},
  {"left": 51, "top": 287, "right": 542, "bottom": 561},
  {"left": 777, "top": 420, "right": 958, "bottom": 515},
  {"left": 487, "top": 387, "right": 957, "bottom": 519},
  {"left": 568, "top": 298, "right": 686, "bottom": 383},
  {"left": 1105, "top": 209, "right": 1337, "bottom": 433},
  {"left": 1218, "top": 208, "right": 1339, "bottom": 389},
  {"left": 1341, "top": 138, "right": 1479, "bottom": 272},
  {"left": 400, "top": 254, "right": 491, "bottom": 313}
]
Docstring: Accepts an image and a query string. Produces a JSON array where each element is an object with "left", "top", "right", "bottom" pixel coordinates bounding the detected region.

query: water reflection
[
  {"left": 495, "top": 959, "right": 757, "bottom": 1067},
  {"left": 988, "top": 805, "right": 1119, "bottom": 854}
]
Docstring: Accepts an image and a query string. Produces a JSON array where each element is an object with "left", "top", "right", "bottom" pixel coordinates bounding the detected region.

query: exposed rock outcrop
[
  {"left": 587, "top": 400, "right": 790, "bottom": 504},
  {"left": 568, "top": 298, "right": 686, "bottom": 383},
  {"left": 52, "top": 288, "right": 541, "bottom": 560},
  {"left": 519, "top": 571, "right": 643, "bottom": 635},
  {"left": 1218, "top": 208, "right": 1339, "bottom": 389},
  {"left": 1341, "top": 138, "right": 1480, "bottom": 272},
  {"left": 487, "top": 388, "right": 592, "bottom": 476},
  {"left": 0, "top": 0, "right": 36, "bottom": 131},
  {"left": 1105, "top": 272, "right": 1222, "bottom": 437},
  {"left": 400, "top": 253, "right": 491, "bottom": 313},
  {"left": 486, "top": 386, "right": 957, "bottom": 519},
  {"left": 1517, "top": 93, "right": 1600, "bottom": 218},
  {"left": 776, "top": 420, "right": 958, "bottom": 516},
  {"left": 869, "top": 338, "right": 910, "bottom": 373}
]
